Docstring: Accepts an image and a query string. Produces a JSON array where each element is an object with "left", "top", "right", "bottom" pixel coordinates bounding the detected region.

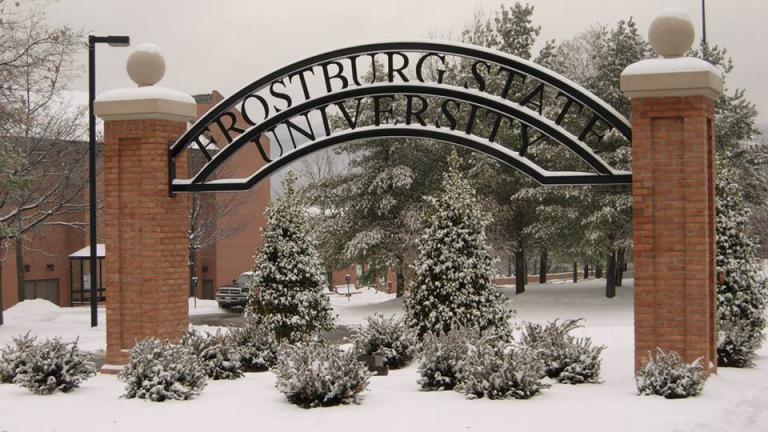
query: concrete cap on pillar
[
  {"left": 94, "top": 43, "right": 196, "bottom": 122},
  {"left": 620, "top": 8, "right": 723, "bottom": 100}
]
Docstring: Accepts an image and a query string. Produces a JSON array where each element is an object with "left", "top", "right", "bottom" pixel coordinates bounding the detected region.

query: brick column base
[
  {"left": 102, "top": 119, "right": 190, "bottom": 366},
  {"left": 630, "top": 95, "right": 717, "bottom": 372}
]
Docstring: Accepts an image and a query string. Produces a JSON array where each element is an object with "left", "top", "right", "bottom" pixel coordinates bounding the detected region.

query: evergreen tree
[
  {"left": 303, "top": 61, "right": 444, "bottom": 297},
  {"left": 405, "top": 153, "right": 513, "bottom": 338},
  {"left": 460, "top": 2, "right": 543, "bottom": 295},
  {"left": 715, "top": 166, "right": 768, "bottom": 367},
  {"left": 247, "top": 171, "right": 335, "bottom": 342}
]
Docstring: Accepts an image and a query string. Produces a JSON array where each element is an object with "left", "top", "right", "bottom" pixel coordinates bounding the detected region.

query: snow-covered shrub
[
  {"left": 120, "top": 338, "right": 207, "bottom": 402},
  {"left": 0, "top": 332, "right": 37, "bottom": 384},
  {"left": 636, "top": 348, "right": 706, "bottom": 399},
  {"left": 519, "top": 319, "right": 605, "bottom": 384},
  {"left": 457, "top": 342, "right": 548, "bottom": 400},
  {"left": 417, "top": 326, "right": 478, "bottom": 391},
  {"left": 247, "top": 171, "right": 335, "bottom": 343},
  {"left": 716, "top": 166, "right": 768, "bottom": 367},
  {"left": 13, "top": 337, "right": 95, "bottom": 395},
  {"left": 181, "top": 329, "right": 243, "bottom": 380},
  {"left": 229, "top": 315, "right": 279, "bottom": 372},
  {"left": 274, "top": 341, "right": 372, "bottom": 408},
  {"left": 352, "top": 313, "right": 416, "bottom": 369},
  {"left": 405, "top": 153, "right": 513, "bottom": 339}
]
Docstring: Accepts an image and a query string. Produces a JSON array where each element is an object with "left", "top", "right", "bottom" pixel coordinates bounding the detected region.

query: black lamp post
[
  {"left": 88, "top": 35, "right": 130, "bottom": 328},
  {"left": 701, "top": 0, "right": 707, "bottom": 45}
]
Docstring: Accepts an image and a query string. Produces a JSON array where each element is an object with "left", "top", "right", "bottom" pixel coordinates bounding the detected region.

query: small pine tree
[
  {"left": 247, "top": 171, "right": 335, "bottom": 342},
  {"left": 405, "top": 153, "right": 513, "bottom": 339},
  {"left": 716, "top": 166, "right": 768, "bottom": 367}
]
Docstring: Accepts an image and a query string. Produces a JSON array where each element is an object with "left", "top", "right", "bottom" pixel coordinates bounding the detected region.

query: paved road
[{"left": 190, "top": 309, "right": 354, "bottom": 344}]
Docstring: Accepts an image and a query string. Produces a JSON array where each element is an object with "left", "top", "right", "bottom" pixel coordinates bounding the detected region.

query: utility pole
[{"left": 702, "top": 0, "right": 707, "bottom": 45}]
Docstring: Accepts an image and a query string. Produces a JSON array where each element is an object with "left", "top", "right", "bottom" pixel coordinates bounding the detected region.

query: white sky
[{"left": 48, "top": 0, "right": 768, "bottom": 125}]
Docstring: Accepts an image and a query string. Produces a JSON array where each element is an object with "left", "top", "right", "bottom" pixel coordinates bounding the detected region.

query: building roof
[
  {"left": 68, "top": 244, "right": 105, "bottom": 260},
  {"left": 192, "top": 92, "right": 213, "bottom": 104}
]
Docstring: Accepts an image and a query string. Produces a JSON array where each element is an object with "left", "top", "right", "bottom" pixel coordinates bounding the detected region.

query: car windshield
[{"left": 236, "top": 273, "right": 254, "bottom": 287}]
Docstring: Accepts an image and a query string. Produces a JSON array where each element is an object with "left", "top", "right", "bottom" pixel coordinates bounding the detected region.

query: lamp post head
[
  {"left": 106, "top": 36, "right": 130, "bottom": 47},
  {"left": 89, "top": 35, "right": 130, "bottom": 47}
]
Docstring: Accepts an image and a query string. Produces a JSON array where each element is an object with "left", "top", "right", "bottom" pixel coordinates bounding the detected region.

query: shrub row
[{"left": 0, "top": 333, "right": 95, "bottom": 395}]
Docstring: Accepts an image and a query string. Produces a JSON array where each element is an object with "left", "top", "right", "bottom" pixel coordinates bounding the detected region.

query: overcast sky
[{"left": 48, "top": 0, "right": 767, "bottom": 125}]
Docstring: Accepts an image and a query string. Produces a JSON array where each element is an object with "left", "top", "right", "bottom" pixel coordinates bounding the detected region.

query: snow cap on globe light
[
  {"left": 126, "top": 43, "right": 166, "bottom": 87},
  {"left": 648, "top": 8, "right": 695, "bottom": 58}
]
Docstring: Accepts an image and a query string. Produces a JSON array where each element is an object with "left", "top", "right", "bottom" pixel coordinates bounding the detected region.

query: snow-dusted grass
[{"left": 1, "top": 279, "right": 767, "bottom": 431}]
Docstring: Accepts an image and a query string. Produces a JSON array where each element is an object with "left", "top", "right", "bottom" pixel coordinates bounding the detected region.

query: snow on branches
[
  {"left": 247, "top": 171, "right": 335, "bottom": 342},
  {"left": 405, "top": 153, "right": 513, "bottom": 339}
]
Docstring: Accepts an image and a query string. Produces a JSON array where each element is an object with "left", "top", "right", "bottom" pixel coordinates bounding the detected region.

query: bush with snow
[
  {"left": 636, "top": 348, "right": 706, "bottom": 399},
  {"left": 0, "top": 332, "right": 38, "bottom": 384},
  {"left": 716, "top": 167, "right": 768, "bottom": 367},
  {"left": 352, "top": 313, "right": 416, "bottom": 369},
  {"left": 519, "top": 318, "right": 605, "bottom": 384},
  {"left": 247, "top": 171, "right": 335, "bottom": 343},
  {"left": 274, "top": 341, "right": 372, "bottom": 408},
  {"left": 13, "top": 337, "right": 95, "bottom": 395},
  {"left": 405, "top": 153, "right": 513, "bottom": 339},
  {"left": 120, "top": 338, "right": 208, "bottom": 402},
  {"left": 181, "top": 329, "right": 243, "bottom": 380},
  {"left": 417, "top": 326, "right": 478, "bottom": 391},
  {"left": 457, "top": 341, "right": 548, "bottom": 400},
  {"left": 229, "top": 315, "right": 279, "bottom": 372}
]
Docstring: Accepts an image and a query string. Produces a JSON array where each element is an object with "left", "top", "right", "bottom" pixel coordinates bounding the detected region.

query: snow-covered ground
[
  {"left": 1, "top": 279, "right": 767, "bottom": 432},
  {"left": 0, "top": 299, "right": 106, "bottom": 353},
  {"left": 329, "top": 286, "right": 399, "bottom": 326}
]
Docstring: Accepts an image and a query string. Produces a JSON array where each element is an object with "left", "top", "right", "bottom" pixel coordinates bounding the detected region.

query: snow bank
[
  {"left": 4, "top": 299, "right": 61, "bottom": 317},
  {"left": 0, "top": 300, "right": 106, "bottom": 353}
]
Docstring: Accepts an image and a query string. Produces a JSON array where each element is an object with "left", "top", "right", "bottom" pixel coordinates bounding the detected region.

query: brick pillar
[
  {"left": 621, "top": 10, "right": 723, "bottom": 372},
  {"left": 95, "top": 45, "right": 196, "bottom": 367}
]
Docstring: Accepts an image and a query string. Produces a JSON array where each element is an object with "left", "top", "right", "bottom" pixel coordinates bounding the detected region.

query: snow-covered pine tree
[
  {"left": 405, "top": 153, "right": 513, "bottom": 339},
  {"left": 716, "top": 166, "right": 768, "bottom": 367},
  {"left": 247, "top": 171, "right": 335, "bottom": 342}
]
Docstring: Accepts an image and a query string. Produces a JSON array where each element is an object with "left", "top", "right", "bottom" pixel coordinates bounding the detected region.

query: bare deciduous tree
[
  {"left": 187, "top": 147, "right": 246, "bottom": 299},
  {"left": 0, "top": 0, "right": 86, "bottom": 324}
]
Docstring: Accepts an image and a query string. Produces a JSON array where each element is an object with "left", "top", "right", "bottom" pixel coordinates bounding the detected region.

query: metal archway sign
[{"left": 169, "top": 41, "right": 631, "bottom": 192}]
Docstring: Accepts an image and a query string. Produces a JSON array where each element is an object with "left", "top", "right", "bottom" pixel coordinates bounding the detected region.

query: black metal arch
[
  {"left": 170, "top": 41, "right": 633, "bottom": 192},
  {"left": 186, "top": 82, "right": 622, "bottom": 187},
  {"left": 172, "top": 125, "right": 631, "bottom": 193}
]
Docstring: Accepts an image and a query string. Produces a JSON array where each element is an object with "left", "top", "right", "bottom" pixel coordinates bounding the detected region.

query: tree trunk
[
  {"left": 595, "top": 261, "right": 603, "bottom": 278},
  {"left": 515, "top": 248, "right": 526, "bottom": 294},
  {"left": 15, "top": 238, "right": 24, "bottom": 302},
  {"left": 395, "top": 258, "right": 406, "bottom": 298},
  {"left": 326, "top": 270, "right": 334, "bottom": 292},
  {"left": 572, "top": 261, "right": 578, "bottom": 283},
  {"left": 605, "top": 250, "right": 617, "bottom": 298},
  {"left": 584, "top": 263, "right": 589, "bottom": 279},
  {"left": 0, "top": 252, "right": 4, "bottom": 326},
  {"left": 616, "top": 248, "right": 626, "bottom": 287},
  {"left": 538, "top": 249, "right": 547, "bottom": 284},
  {"left": 507, "top": 255, "right": 513, "bottom": 277},
  {"left": 188, "top": 247, "right": 198, "bottom": 298}
]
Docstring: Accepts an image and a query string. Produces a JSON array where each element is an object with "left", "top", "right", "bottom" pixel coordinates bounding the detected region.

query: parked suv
[{"left": 216, "top": 272, "right": 254, "bottom": 309}]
